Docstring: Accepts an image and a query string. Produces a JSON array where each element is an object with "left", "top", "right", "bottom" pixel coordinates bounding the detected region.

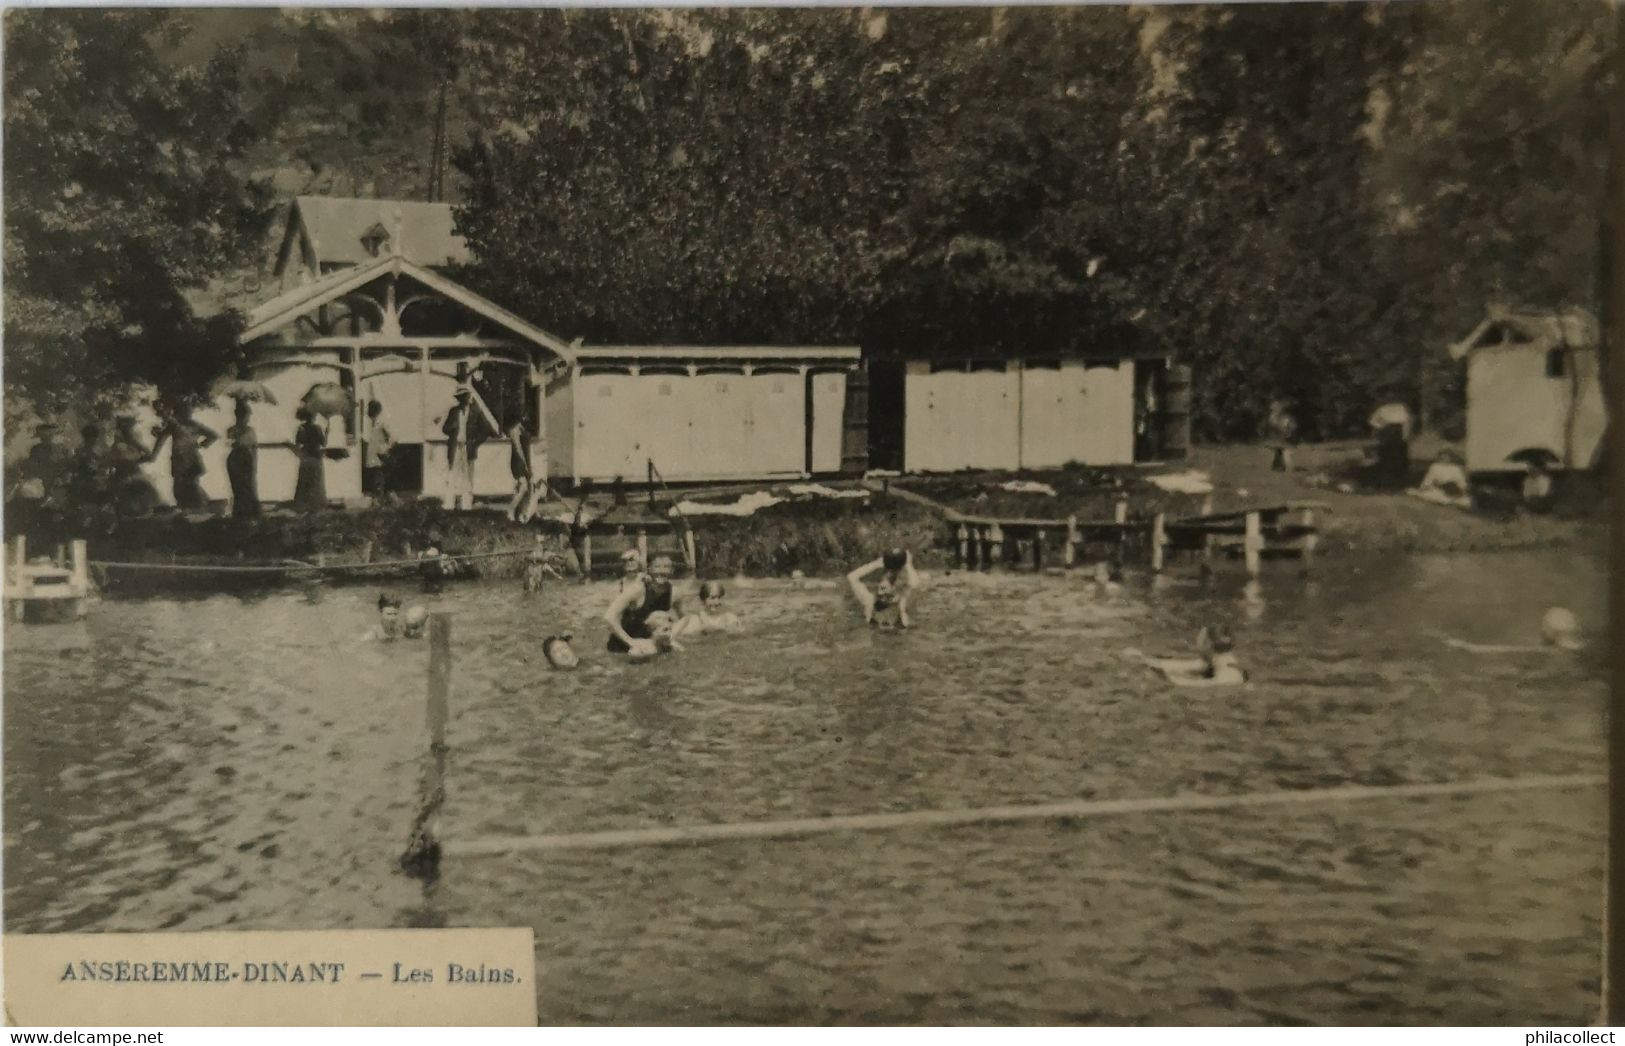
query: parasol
[
  {"left": 301, "top": 382, "right": 354, "bottom": 418},
  {"left": 213, "top": 378, "right": 278, "bottom": 405}
]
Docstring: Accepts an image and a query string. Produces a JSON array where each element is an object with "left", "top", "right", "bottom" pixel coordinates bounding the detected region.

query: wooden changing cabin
[
  {"left": 871, "top": 351, "right": 1172, "bottom": 473},
  {"left": 544, "top": 346, "right": 864, "bottom": 486},
  {"left": 213, "top": 253, "right": 576, "bottom": 506}
]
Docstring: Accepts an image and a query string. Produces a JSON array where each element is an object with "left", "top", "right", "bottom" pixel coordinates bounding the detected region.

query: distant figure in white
[
  {"left": 1125, "top": 625, "right": 1248, "bottom": 686},
  {"left": 1443, "top": 607, "right": 1584, "bottom": 654},
  {"left": 848, "top": 548, "right": 921, "bottom": 630},
  {"left": 1409, "top": 449, "right": 1470, "bottom": 509}
]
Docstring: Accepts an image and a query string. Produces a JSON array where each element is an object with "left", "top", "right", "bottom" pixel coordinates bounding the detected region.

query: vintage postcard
[{"left": 2, "top": 2, "right": 1616, "bottom": 1026}]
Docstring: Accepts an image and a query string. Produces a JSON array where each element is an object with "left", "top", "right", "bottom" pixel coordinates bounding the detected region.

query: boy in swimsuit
[
  {"left": 1125, "top": 625, "right": 1247, "bottom": 686},
  {"left": 847, "top": 548, "right": 921, "bottom": 630}
]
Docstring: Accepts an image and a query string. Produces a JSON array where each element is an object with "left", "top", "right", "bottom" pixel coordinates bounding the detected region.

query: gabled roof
[
  {"left": 274, "top": 196, "right": 473, "bottom": 275},
  {"left": 241, "top": 255, "right": 575, "bottom": 362},
  {"left": 1448, "top": 306, "right": 1599, "bottom": 360}
]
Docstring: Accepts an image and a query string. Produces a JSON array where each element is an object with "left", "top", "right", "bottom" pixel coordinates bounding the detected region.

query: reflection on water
[{"left": 4, "top": 550, "right": 1607, "bottom": 1023}]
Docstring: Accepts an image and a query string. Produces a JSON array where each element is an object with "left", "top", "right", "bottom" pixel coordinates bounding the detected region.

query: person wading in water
[{"left": 604, "top": 553, "right": 676, "bottom": 655}]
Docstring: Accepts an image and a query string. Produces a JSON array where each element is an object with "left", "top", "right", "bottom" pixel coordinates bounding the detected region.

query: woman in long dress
[
  {"left": 154, "top": 402, "right": 218, "bottom": 511},
  {"left": 225, "top": 401, "right": 260, "bottom": 518},
  {"left": 293, "top": 408, "right": 328, "bottom": 512}
]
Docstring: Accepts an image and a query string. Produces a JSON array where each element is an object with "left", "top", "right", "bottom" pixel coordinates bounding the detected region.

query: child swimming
[
  {"left": 1442, "top": 607, "right": 1585, "bottom": 654},
  {"left": 847, "top": 548, "right": 921, "bottom": 630},
  {"left": 542, "top": 632, "right": 579, "bottom": 669},
  {"left": 1124, "top": 625, "right": 1248, "bottom": 687},
  {"left": 626, "top": 611, "right": 683, "bottom": 662},
  {"left": 362, "top": 594, "right": 404, "bottom": 642},
  {"left": 402, "top": 605, "right": 429, "bottom": 639},
  {"left": 674, "top": 581, "right": 742, "bottom": 636}
]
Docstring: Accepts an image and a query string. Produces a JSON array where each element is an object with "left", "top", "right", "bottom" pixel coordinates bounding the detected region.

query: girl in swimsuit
[
  {"left": 847, "top": 548, "right": 921, "bottom": 630},
  {"left": 675, "top": 581, "right": 742, "bottom": 636}
]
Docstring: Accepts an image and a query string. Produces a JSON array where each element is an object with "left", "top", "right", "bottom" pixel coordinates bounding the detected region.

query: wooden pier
[
  {"left": 4, "top": 538, "right": 93, "bottom": 623},
  {"left": 945, "top": 498, "right": 1322, "bottom": 577}
]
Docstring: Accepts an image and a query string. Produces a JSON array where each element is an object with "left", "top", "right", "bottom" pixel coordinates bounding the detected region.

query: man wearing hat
[{"left": 440, "top": 384, "right": 494, "bottom": 511}]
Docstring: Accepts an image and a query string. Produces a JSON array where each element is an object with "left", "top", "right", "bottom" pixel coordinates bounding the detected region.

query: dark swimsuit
[{"left": 608, "top": 578, "right": 673, "bottom": 652}]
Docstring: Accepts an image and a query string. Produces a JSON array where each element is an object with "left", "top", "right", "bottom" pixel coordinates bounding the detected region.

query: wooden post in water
[
  {"left": 956, "top": 524, "right": 969, "bottom": 568},
  {"left": 636, "top": 528, "right": 649, "bottom": 566},
  {"left": 1299, "top": 508, "right": 1317, "bottom": 574},
  {"left": 1114, "top": 499, "right": 1128, "bottom": 525},
  {"left": 1243, "top": 511, "right": 1263, "bottom": 579},
  {"left": 1064, "top": 515, "right": 1078, "bottom": 568},
  {"left": 579, "top": 531, "right": 593, "bottom": 581},
  {"left": 683, "top": 528, "right": 698, "bottom": 574},
  {"left": 402, "top": 612, "right": 451, "bottom": 880},
  {"left": 1032, "top": 528, "right": 1043, "bottom": 572},
  {"left": 988, "top": 524, "right": 1004, "bottom": 568},
  {"left": 13, "top": 537, "right": 25, "bottom": 621},
  {"left": 1150, "top": 514, "right": 1165, "bottom": 573},
  {"left": 1199, "top": 496, "right": 1215, "bottom": 575},
  {"left": 55, "top": 545, "right": 66, "bottom": 569}
]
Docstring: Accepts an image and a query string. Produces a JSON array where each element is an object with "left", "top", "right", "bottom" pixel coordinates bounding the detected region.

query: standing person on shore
[
  {"left": 362, "top": 399, "right": 394, "bottom": 501},
  {"left": 293, "top": 407, "right": 328, "bottom": 513},
  {"left": 505, "top": 416, "right": 536, "bottom": 522},
  {"left": 604, "top": 552, "right": 676, "bottom": 654},
  {"left": 847, "top": 548, "right": 921, "bottom": 630},
  {"left": 441, "top": 385, "right": 494, "bottom": 512},
  {"left": 108, "top": 416, "right": 158, "bottom": 516},
  {"left": 152, "top": 400, "right": 219, "bottom": 512},
  {"left": 225, "top": 401, "right": 260, "bottom": 519}
]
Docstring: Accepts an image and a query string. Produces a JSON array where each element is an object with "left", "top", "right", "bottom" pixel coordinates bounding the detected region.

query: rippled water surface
[{"left": 5, "top": 549, "right": 1607, "bottom": 1023}]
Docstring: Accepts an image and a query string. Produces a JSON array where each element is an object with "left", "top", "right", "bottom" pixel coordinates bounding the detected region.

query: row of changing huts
[{"left": 129, "top": 196, "right": 1181, "bottom": 508}]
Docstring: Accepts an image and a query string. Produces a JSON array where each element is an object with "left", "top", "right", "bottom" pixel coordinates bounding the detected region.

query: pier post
[
  {"left": 1151, "top": 513, "right": 1166, "bottom": 573},
  {"left": 580, "top": 531, "right": 593, "bottom": 581},
  {"left": 1114, "top": 500, "right": 1128, "bottom": 525},
  {"left": 969, "top": 526, "right": 984, "bottom": 571},
  {"left": 1199, "top": 496, "right": 1215, "bottom": 575},
  {"left": 402, "top": 612, "right": 452, "bottom": 880},
  {"left": 1032, "top": 529, "right": 1043, "bottom": 572},
  {"left": 1300, "top": 508, "right": 1317, "bottom": 574},
  {"left": 13, "top": 537, "right": 25, "bottom": 621},
  {"left": 956, "top": 524, "right": 969, "bottom": 568},
  {"left": 683, "top": 528, "right": 698, "bottom": 574},
  {"left": 55, "top": 545, "right": 66, "bottom": 569},
  {"left": 636, "top": 527, "right": 649, "bottom": 566},
  {"left": 1064, "top": 516, "right": 1077, "bottom": 568},
  {"left": 1244, "top": 511, "right": 1262, "bottom": 579},
  {"left": 988, "top": 524, "right": 1004, "bottom": 568},
  {"left": 71, "top": 540, "right": 89, "bottom": 593}
]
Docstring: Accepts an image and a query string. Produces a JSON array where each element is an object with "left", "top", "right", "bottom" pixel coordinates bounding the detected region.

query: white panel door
[
  {"left": 690, "top": 372, "right": 751, "bottom": 477},
  {"left": 965, "top": 365, "right": 1020, "bottom": 469},
  {"left": 1019, "top": 363, "right": 1083, "bottom": 468},
  {"left": 577, "top": 373, "right": 641, "bottom": 480},
  {"left": 810, "top": 371, "right": 846, "bottom": 473},
  {"left": 1080, "top": 361, "right": 1135, "bottom": 465},
  {"left": 904, "top": 364, "right": 953, "bottom": 472},
  {"left": 748, "top": 371, "right": 805, "bottom": 474}
]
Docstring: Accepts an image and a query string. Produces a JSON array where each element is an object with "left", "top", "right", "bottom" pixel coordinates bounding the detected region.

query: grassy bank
[{"left": 62, "top": 439, "right": 1605, "bottom": 594}]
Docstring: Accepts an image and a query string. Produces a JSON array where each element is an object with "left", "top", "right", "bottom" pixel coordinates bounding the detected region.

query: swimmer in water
[
  {"left": 1088, "top": 561, "right": 1122, "bottom": 597},
  {"left": 627, "top": 611, "right": 682, "bottom": 662},
  {"left": 362, "top": 593, "right": 404, "bottom": 642},
  {"left": 1124, "top": 625, "right": 1248, "bottom": 686},
  {"left": 605, "top": 553, "right": 675, "bottom": 654},
  {"left": 1442, "top": 606, "right": 1585, "bottom": 654},
  {"left": 542, "top": 632, "right": 579, "bottom": 669},
  {"left": 402, "top": 605, "right": 429, "bottom": 639},
  {"left": 847, "top": 548, "right": 921, "bottom": 630},
  {"left": 674, "top": 581, "right": 742, "bottom": 636}
]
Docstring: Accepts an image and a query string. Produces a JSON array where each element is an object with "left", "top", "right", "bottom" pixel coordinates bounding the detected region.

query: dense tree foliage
[
  {"left": 5, "top": 5, "right": 1613, "bottom": 442},
  {"left": 3, "top": 9, "right": 273, "bottom": 419}
]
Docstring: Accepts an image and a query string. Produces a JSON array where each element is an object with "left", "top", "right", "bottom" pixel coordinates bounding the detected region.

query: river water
[{"left": 4, "top": 549, "right": 1607, "bottom": 1024}]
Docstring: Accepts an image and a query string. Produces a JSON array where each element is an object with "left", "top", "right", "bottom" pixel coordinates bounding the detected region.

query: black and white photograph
[{"left": 2, "top": 1, "right": 1619, "bottom": 1026}]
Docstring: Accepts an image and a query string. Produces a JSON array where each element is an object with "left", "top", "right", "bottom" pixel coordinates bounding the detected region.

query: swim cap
[
  {"left": 404, "top": 606, "right": 428, "bottom": 630},
  {"left": 882, "top": 548, "right": 907, "bottom": 572},
  {"left": 1542, "top": 607, "right": 1581, "bottom": 649}
]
